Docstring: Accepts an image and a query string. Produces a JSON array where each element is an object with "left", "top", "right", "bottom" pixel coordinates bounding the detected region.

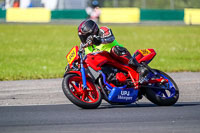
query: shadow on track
[{"left": 97, "top": 102, "right": 200, "bottom": 110}]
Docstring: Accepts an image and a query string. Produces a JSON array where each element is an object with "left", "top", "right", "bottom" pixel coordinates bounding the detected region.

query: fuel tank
[{"left": 85, "top": 51, "right": 120, "bottom": 71}]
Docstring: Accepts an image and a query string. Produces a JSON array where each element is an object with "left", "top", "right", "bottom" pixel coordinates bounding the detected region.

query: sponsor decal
[{"left": 117, "top": 90, "right": 133, "bottom": 101}]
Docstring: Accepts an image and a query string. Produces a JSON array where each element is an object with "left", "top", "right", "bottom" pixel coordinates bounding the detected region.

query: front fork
[{"left": 79, "top": 53, "right": 87, "bottom": 89}]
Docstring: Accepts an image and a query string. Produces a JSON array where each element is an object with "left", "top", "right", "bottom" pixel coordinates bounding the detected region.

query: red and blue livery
[{"left": 62, "top": 45, "right": 179, "bottom": 109}]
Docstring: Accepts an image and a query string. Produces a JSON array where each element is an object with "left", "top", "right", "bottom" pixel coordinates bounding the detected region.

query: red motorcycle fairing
[
  {"left": 85, "top": 51, "right": 140, "bottom": 89},
  {"left": 134, "top": 49, "right": 156, "bottom": 64},
  {"left": 85, "top": 51, "right": 116, "bottom": 71}
]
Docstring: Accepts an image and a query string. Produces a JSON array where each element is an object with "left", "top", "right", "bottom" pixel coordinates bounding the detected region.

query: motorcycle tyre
[
  {"left": 62, "top": 73, "right": 102, "bottom": 109},
  {"left": 144, "top": 69, "right": 179, "bottom": 106}
]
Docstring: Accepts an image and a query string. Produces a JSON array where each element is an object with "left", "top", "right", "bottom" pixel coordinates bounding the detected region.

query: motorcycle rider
[{"left": 78, "top": 19, "right": 148, "bottom": 79}]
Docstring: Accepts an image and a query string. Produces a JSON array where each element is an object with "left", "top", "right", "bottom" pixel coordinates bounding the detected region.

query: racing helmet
[{"left": 78, "top": 19, "right": 99, "bottom": 44}]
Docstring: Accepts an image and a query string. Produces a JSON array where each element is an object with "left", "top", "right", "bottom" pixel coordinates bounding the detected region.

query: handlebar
[
  {"left": 79, "top": 43, "right": 86, "bottom": 52},
  {"left": 80, "top": 35, "right": 97, "bottom": 50},
  {"left": 79, "top": 43, "right": 88, "bottom": 57},
  {"left": 79, "top": 41, "right": 91, "bottom": 51},
  {"left": 80, "top": 43, "right": 87, "bottom": 49}
]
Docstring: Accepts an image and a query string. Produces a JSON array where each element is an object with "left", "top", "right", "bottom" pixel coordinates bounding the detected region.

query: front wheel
[
  {"left": 62, "top": 73, "right": 102, "bottom": 109},
  {"left": 145, "top": 69, "right": 179, "bottom": 106}
]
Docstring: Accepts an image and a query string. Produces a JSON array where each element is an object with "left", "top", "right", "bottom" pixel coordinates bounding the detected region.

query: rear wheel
[
  {"left": 62, "top": 73, "right": 102, "bottom": 109},
  {"left": 145, "top": 70, "right": 179, "bottom": 106}
]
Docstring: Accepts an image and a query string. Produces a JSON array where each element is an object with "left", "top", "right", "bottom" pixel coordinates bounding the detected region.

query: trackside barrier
[
  {"left": 184, "top": 8, "right": 200, "bottom": 25},
  {"left": 6, "top": 8, "right": 51, "bottom": 22},
  {"left": 0, "top": 9, "right": 6, "bottom": 19},
  {"left": 51, "top": 10, "right": 87, "bottom": 19},
  {"left": 100, "top": 8, "right": 140, "bottom": 23},
  {"left": 3, "top": 8, "right": 200, "bottom": 25},
  {"left": 140, "top": 9, "right": 184, "bottom": 21}
]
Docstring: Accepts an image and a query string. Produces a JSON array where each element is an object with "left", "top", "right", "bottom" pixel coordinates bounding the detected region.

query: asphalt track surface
[
  {"left": 0, "top": 102, "right": 200, "bottom": 133},
  {"left": 0, "top": 72, "right": 200, "bottom": 133}
]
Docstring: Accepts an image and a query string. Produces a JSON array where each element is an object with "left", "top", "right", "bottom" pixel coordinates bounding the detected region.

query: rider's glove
[
  {"left": 93, "top": 35, "right": 102, "bottom": 46},
  {"left": 82, "top": 35, "right": 93, "bottom": 48},
  {"left": 83, "top": 35, "right": 102, "bottom": 48},
  {"left": 86, "top": 35, "right": 93, "bottom": 46}
]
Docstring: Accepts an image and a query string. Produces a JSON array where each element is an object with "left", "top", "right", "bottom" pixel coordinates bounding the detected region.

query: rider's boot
[{"left": 128, "top": 58, "right": 149, "bottom": 82}]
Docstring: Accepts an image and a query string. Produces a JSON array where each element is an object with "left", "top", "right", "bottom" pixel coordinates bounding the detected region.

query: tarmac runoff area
[{"left": 0, "top": 72, "right": 200, "bottom": 106}]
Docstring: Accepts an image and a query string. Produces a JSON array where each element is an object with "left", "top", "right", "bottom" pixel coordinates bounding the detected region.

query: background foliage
[{"left": 101, "top": 0, "right": 200, "bottom": 9}]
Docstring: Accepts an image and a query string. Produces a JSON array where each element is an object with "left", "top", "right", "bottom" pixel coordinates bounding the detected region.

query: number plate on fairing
[
  {"left": 66, "top": 46, "right": 79, "bottom": 65},
  {"left": 139, "top": 49, "right": 151, "bottom": 56}
]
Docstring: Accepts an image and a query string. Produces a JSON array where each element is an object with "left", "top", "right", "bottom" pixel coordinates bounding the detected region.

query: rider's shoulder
[
  {"left": 100, "top": 26, "right": 111, "bottom": 31},
  {"left": 99, "top": 26, "right": 113, "bottom": 38}
]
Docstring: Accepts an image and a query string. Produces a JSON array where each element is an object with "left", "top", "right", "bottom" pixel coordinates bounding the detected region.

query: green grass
[{"left": 0, "top": 24, "right": 200, "bottom": 80}]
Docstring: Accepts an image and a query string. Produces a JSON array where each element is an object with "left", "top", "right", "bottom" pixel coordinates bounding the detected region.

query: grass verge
[{"left": 0, "top": 24, "right": 199, "bottom": 80}]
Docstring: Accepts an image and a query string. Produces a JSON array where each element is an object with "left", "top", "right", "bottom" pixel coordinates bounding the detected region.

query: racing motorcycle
[{"left": 62, "top": 44, "right": 179, "bottom": 109}]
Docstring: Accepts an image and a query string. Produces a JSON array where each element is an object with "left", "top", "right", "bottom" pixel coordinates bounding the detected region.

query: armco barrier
[
  {"left": 140, "top": 9, "right": 184, "bottom": 21},
  {"left": 184, "top": 8, "right": 200, "bottom": 25},
  {"left": 100, "top": 8, "right": 140, "bottom": 23},
  {"left": 6, "top": 8, "right": 51, "bottom": 22},
  {"left": 51, "top": 10, "right": 87, "bottom": 19}
]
